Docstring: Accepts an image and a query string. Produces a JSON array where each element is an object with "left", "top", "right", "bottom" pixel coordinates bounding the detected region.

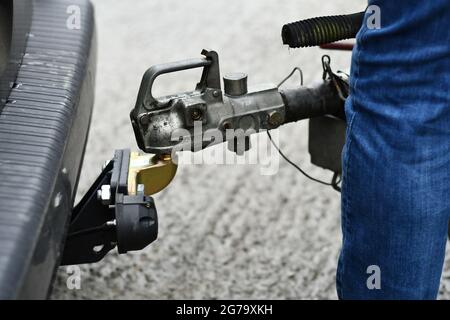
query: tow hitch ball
[{"left": 61, "top": 150, "right": 177, "bottom": 265}]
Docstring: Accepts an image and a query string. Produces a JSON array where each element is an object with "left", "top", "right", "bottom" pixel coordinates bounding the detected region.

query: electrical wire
[
  {"left": 267, "top": 130, "right": 341, "bottom": 190},
  {"left": 272, "top": 65, "right": 342, "bottom": 192}
]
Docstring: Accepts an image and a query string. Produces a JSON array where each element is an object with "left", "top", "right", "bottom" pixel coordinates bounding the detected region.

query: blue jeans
[{"left": 338, "top": 1, "right": 450, "bottom": 299}]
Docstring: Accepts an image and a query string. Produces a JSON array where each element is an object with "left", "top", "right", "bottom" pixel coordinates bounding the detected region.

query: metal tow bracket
[{"left": 61, "top": 149, "right": 177, "bottom": 265}]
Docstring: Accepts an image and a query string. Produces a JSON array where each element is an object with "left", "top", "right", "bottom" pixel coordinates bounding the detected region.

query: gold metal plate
[{"left": 127, "top": 152, "right": 178, "bottom": 196}]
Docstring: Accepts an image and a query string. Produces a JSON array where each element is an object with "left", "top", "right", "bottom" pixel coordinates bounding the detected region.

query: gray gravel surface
[{"left": 51, "top": 0, "right": 450, "bottom": 299}]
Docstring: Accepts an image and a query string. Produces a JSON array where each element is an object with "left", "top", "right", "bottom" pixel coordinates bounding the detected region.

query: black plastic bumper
[{"left": 0, "top": 0, "right": 96, "bottom": 299}]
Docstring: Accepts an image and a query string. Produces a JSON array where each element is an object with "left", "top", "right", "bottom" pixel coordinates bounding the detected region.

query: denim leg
[{"left": 337, "top": 0, "right": 450, "bottom": 299}]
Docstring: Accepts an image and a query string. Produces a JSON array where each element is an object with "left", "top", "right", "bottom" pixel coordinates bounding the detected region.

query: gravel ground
[{"left": 51, "top": 0, "right": 450, "bottom": 299}]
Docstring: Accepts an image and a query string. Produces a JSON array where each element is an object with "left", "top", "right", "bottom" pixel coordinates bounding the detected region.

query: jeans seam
[{"left": 337, "top": 18, "right": 369, "bottom": 299}]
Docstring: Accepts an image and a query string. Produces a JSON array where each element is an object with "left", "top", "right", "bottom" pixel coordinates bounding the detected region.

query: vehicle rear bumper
[{"left": 0, "top": 0, "right": 96, "bottom": 299}]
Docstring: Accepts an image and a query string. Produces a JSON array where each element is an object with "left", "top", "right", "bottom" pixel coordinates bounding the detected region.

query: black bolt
[
  {"left": 223, "top": 121, "right": 232, "bottom": 130},
  {"left": 191, "top": 109, "right": 203, "bottom": 121},
  {"left": 139, "top": 114, "right": 150, "bottom": 125}
]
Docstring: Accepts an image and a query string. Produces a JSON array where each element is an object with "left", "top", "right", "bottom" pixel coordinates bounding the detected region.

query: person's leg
[{"left": 337, "top": 0, "right": 450, "bottom": 299}]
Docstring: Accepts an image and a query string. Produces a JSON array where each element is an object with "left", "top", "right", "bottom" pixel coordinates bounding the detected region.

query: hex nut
[{"left": 98, "top": 185, "right": 111, "bottom": 205}]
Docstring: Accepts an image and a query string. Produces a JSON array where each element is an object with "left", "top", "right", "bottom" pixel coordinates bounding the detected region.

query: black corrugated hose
[{"left": 282, "top": 12, "right": 365, "bottom": 48}]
